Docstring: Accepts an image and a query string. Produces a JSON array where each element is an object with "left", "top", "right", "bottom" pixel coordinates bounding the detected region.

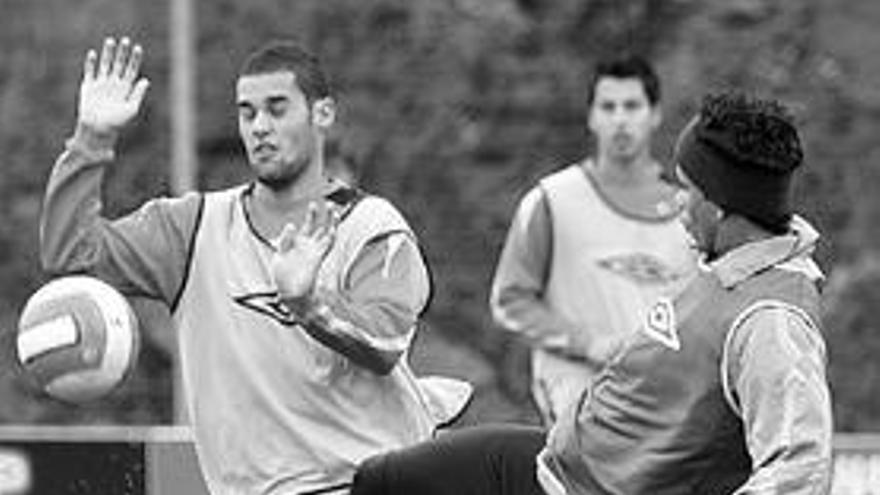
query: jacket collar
[{"left": 707, "top": 215, "right": 823, "bottom": 289}]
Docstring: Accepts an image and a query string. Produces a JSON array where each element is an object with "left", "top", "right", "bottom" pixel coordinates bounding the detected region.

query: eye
[
  {"left": 238, "top": 105, "right": 256, "bottom": 122},
  {"left": 624, "top": 100, "right": 643, "bottom": 112},
  {"left": 268, "top": 100, "right": 289, "bottom": 118}
]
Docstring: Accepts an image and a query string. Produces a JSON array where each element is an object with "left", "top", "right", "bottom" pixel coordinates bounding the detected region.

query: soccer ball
[{"left": 16, "top": 276, "right": 140, "bottom": 403}]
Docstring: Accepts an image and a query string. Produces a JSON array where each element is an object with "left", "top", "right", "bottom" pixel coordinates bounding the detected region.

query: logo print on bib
[
  {"left": 234, "top": 292, "right": 298, "bottom": 326},
  {"left": 645, "top": 298, "right": 680, "bottom": 351}
]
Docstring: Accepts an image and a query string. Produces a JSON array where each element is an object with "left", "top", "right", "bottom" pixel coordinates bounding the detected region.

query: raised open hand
[
  {"left": 271, "top": 202, "right": 340, "bottom": 300},
  {"left": 77, "top": 37, "right": 150, "bottom": 134}
]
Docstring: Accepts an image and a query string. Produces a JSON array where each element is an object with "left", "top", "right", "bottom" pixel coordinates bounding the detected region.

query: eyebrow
[{"left": 236, "top": 95, "right": 290, "bottom": 107}]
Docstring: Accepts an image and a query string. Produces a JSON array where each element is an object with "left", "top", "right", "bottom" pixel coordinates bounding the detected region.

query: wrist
[
  {"left": 71, "top": 122, "right": 120, "bottom": 152},
  {"left": 278, "top": 291, "right": 315, "bottom": 315}
]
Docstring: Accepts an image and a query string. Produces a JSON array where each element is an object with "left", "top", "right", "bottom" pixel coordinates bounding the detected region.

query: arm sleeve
[
  {"left": 726, "top": 306, "right": 833, "bottom": 494},
  {"left": 283, "top": 230, "right": 430, "bottom": 375},
  {"left": 39, "top": 127, "right": 203, "bottom": 305},
  {"left": 489, "top": 187, "right": 585, "bottom": 357}
]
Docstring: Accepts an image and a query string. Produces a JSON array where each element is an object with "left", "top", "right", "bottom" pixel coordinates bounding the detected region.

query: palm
[
  {"left": 77, "top": 37, "right": 149, "bottom": 133},
  {"left": 271, "top": 203, "right": 338, "bottom": 299}
]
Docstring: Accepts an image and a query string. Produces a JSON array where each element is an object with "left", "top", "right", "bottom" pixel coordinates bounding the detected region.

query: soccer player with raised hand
[{"left": 40, "top": 36, "right": 470, "bottom": 495}]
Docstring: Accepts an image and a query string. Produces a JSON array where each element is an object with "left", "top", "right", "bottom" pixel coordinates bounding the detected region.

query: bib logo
[
  {"left": 597, "top": 253, "right": 684, "bottom": 285},
  {"left": 234, "top": 292, "right": 298, "bottom": 326},
  {"left": 645, "top": 298, "right": 680, "bottom": 351}
]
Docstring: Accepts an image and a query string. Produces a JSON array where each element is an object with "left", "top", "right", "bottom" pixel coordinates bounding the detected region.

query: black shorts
[{"left": 351, "top": 424, "right": 546, "bottom": 495}]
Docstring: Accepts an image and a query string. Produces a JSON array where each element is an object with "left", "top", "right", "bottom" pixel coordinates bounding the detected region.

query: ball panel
[
  {"left": 18, "top": 292, "right": 107, "bottom": 367},
  {"left": 25, "top": 346, "right": 96, "bottom": 388},
  {"left": 17, "top": 315, "right": 78, "bottom": 364},
  {"left": 46, "top": 369, "right": 121, "bottom": 403},
  {"left": 91, "top": 282, "right": 139, "bottom": 382}
]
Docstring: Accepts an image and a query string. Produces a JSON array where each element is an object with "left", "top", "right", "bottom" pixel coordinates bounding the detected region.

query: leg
[{"left": 352, "top": 424, "right": 546, "bottom": 495}]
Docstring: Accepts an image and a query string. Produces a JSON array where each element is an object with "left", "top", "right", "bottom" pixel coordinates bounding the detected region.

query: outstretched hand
[
  {"left": 271, "top": 202, "right": 340, "bottom": 301},
  {"left": 77, "top": 37, "right": 150, "bottom": 135}
]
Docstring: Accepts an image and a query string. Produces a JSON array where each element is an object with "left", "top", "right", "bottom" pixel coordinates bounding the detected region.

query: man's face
[
  {"left": 675, "top": 166, "right": 722, "bottom": 257},
  {"left": 236, "top": 71, "right": 328, "bottom": 190},
  {"left": 588, "top": 77, "right": 660, "bottom": 162}
]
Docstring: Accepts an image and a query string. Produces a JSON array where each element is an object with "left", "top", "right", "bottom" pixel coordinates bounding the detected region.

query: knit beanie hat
[{"left": 676, "top": 93, "right": 804, "bottom": 232}]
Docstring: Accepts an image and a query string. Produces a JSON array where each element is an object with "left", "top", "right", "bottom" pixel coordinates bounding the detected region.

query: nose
[
  {"left": 250, "top": 110, "right": 272, "bottom": 138},
  {"left": 610, "top": 108, "right": 629, "bottom": 127}
]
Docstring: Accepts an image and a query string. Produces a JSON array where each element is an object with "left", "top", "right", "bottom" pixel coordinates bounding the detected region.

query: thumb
[{"left": 128, "top": 78, "right": 150, "bottom": 109}]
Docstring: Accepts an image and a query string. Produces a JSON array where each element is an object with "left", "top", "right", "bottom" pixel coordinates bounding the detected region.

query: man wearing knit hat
[{"left": 351, "top": 91, "right": 832, "bottom": 495}]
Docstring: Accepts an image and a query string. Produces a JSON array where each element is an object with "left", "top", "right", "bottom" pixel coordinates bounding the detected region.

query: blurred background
[{"left": 1, "top": 0, "right": 879, "bottom": 436}]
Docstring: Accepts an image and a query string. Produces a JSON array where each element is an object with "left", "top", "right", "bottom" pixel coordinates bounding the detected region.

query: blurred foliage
[{"left": 1, "top": 0, "right": 879, "bottom": 431}]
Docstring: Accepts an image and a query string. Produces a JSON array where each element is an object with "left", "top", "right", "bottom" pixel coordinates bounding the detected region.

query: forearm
[
  {"left": 279, "top": 228, "right": 429, "bottom": 375},
  {"left": 492, "top": 287, "right": 582, "bottom": 354},
  {"left": 282, "top": 289, "right": 409, "bottom": 375},
  {"left": 41, "top": 126, "right": 117, "bottom": 274}
]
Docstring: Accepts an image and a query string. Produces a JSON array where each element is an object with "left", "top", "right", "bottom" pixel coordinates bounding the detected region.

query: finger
[
  {"left": 316, "top": 233, "right": 334, "bottom": 256},
  {"left": 123, "top": 43, "right": 143, "bottom": 82},
  {"left": 113, "top": 37, "right": 131, "bottom": 78},
  {"left": 328, "top": 204, "right": 342, "bottom": 228},
  {"left": 318, "top": 224, "right": 337, "bottom": 255},
  {"left": 303, "top": 202, "right": 319, "bottom": 235},
  {"left": 128, "top": 78, "right": 150, "bottom": 107},
  {"left": 317, "top": 206, "right": 339, "bottom": 238},
  {"left": 276, "top": 223, "right": 298, "bottom": 252},
  {"left": 99, "top": 37, "right": 116, "bottom": 76},
  {"left": 82, "top": 49, "right": 98, "bottom": 82}
]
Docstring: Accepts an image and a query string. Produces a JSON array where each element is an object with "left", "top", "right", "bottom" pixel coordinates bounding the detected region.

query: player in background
[
  {"left": 490, "top": 55, "right": 696, "bottom": 424},
  {"left": 39, "top": 37, "right": 469, "bottom": 495},
  {"left": 352, "top": 91, "right": 832, "bottom": 495}
]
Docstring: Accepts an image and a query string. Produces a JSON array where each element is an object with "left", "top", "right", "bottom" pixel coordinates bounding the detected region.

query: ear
[
  {"left": 651, "top": 105, "right": 663, "bottom": 130},
  {"left": 312, "top": 98, "right": 336, "bottom": 129},
  {"left": 587, "top": 105, "right": 598, "bottom": 135}
]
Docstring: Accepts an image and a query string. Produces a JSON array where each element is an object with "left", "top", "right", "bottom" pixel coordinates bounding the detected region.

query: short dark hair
[
  {"left": 698, "top": 92, "right": 803, "bottom": 173},
  {"left": 239, "top": 40, "right": 332, "bottom": 105},
  {"left": 586, "top": 55, "right": 661, "bottom": 107}
]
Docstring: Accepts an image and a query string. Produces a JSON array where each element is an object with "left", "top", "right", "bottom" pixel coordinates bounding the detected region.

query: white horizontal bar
[{"left": 0, "top": 425, "right": 193, "bottom": 443}]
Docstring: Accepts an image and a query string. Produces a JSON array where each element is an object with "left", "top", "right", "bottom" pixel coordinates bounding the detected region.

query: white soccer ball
[{"left": 16, "top": 276, "right": 140, "bottom": 403}]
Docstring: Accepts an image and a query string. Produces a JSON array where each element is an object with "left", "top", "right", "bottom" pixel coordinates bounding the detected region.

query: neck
[
  {"left": 254, "top": 163, "right": 327, "bottom": 212},
  {"left": 713, "top": 214, "right": 776, "bottom": 257},
  {"left": 590, "top": 150, "right": 659, "bottom": 185},
  {"left": 248, "top": 154, "right": 331, "bottom": 238}
]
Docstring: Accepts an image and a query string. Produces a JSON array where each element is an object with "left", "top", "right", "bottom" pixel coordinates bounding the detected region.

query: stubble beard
[{"left": 254, "top": 155, "right": 310, "bottom": 192}]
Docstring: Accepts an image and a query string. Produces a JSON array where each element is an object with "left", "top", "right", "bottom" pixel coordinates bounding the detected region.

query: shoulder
[
  {"left": 350, "top": 193, "right": 405, "bottom": 222},
  {"left": 728, "top": 300, "right": 826, "bottom": 366},
  {"left": 137, "top": 191, "right": 204, "bottom": 223},
  {"left": 538, "top": 163, "right": 584, "bottom": 191},
  {"left": 651, "top": 178, "right": 689, "bottom": 217},
  {"left": 734, "top": 300, "right": 820, "bottom": 333},
  {"left": 337, "top": 190, "right": 413, "bottom": 241}
]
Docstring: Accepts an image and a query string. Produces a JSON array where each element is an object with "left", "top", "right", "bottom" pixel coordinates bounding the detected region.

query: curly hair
[{"left": 697, "top": 92, "right": 803, "bottom": 173}]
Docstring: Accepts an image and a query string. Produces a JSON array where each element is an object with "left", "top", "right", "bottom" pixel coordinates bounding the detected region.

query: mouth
[
  {"left": 612, "top": 133, "right": 632, "bottom": 145},
  {"left": 252, "top": 143, "right": 278, "bottom": 158}
]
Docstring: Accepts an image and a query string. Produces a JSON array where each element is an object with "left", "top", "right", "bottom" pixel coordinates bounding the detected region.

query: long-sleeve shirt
[
  {"left": 719, "top": 218, "right": 831, "bottom": 494},
  {"left": 41, "top": 129, "right": 428, "bottom": 373},
  {"left": 39, "top": 127, "right": 452, "bottom": 494},
  {"left": 490, "top": 164, "right": 695, "bottom": 422},
  {"left": 541, "top": 216, "right": 832, "bottom": 495}
]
